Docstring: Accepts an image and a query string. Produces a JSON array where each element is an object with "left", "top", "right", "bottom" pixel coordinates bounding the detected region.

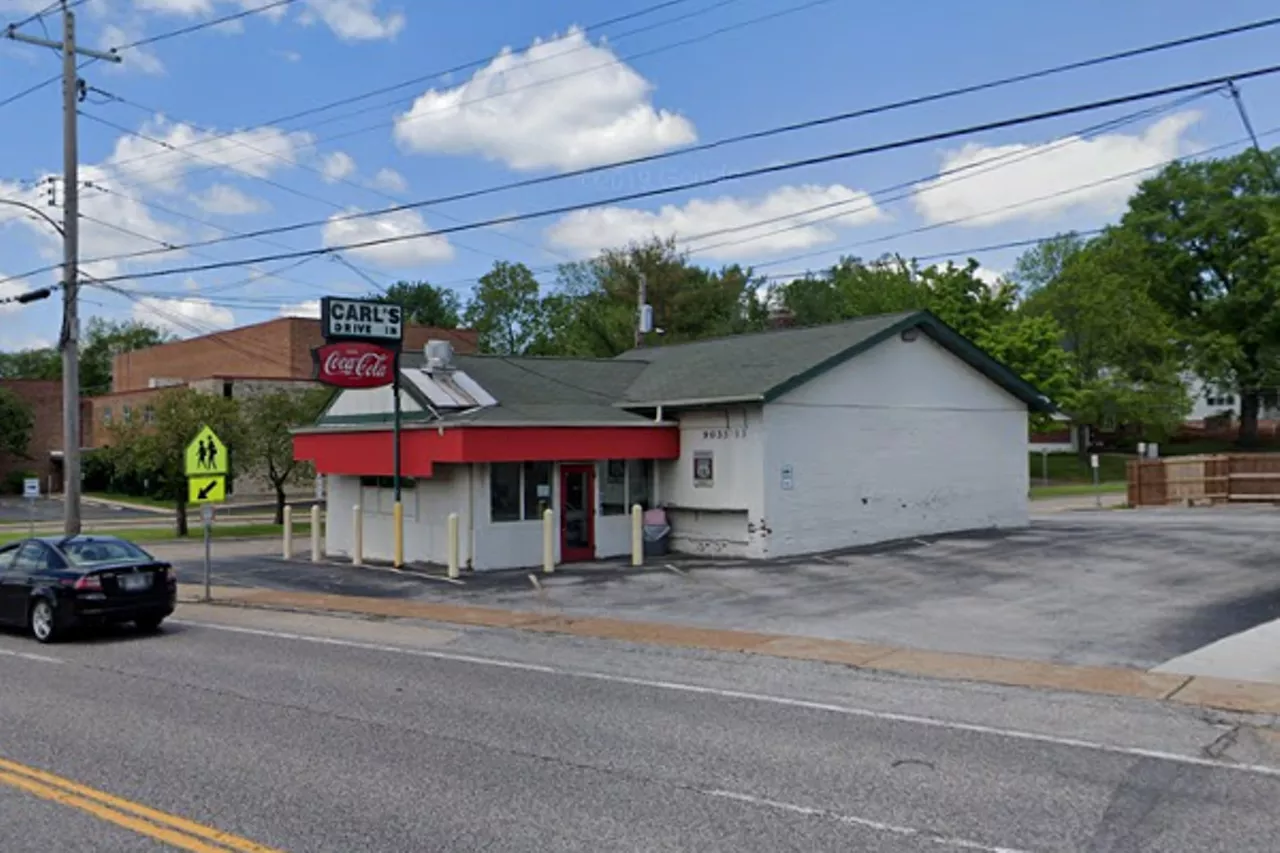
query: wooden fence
[{"left": 1128, "top": 453, "right": 1280, "bottom": 506}]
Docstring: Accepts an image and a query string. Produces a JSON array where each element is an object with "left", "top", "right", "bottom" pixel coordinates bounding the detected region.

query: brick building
[
  {"left": 86, "top": 317, "right": 478, "bottom": 498},
  {"left": 0, "top": 379, "right": 91, "bottom": 494}
]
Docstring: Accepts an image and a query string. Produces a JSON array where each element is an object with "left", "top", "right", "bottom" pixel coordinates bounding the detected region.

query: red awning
[{"left": 294, "top": 425, "right": 680, "bottom": 477}]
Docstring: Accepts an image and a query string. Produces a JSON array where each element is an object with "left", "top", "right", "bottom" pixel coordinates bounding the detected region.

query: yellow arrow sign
[
  {"left": 188, "top": 475, "right": 226, "bottom": 505},
  {"left": 184, "top": 425, "right": 228, "bottom": 477}
]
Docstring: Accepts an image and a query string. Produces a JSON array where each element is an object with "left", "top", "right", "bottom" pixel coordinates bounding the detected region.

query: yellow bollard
[
  {"left": 631, "top": 503, "right": 643, "bottom": 567},
  {"left": 542, "top": 508, "right": 555, "bottom": 573},
  {"left": 310, "top": 504, "right": 322, "bottom": 563},
  {"left": 352, "top": 503, "right": 363, "bottom": 566},
  {"left": 282, "top": 505, "right": 293, "bottom": 560},
  {"left": 393, "top": 501, "right": 404, "bottom": 568},
  {"left": 447, "top": 512, "right": 460, "bottom": 579}
]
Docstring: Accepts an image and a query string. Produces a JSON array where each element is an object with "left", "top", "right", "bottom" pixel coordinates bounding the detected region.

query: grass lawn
[
  {"left": 1029, "top": 482, "right": 1127, "bottom": 499},
  {"left": 0, "top": 523, "right": 310, "bottom": 547},
  {"left": 85, "top": 491, "right": 175, "bottom": 511}
]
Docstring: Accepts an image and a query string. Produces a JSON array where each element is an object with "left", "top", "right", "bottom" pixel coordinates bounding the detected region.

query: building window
[
  {"left": 358, "top": 476, "right": 417, "bottom": 517},
  {"left": 101, "top": 407, "right": 112, "bottom": 424},
  {"left": 489, "top": 463, "right": 522, "bottom": 522},
  {"left": 522, "top": 462, "right": 553, "bottom": 521},
  {"left": 627, "top": 459, "right": 653, "bottom": 510},
  {"left": 143, "top": 406, "right": 155, "bottom": 425},
  {"left": 122, "top": 406, "right": 133, "bottom": 423},
  {"left": 601, "top": 460, "right": 626, "bottom": 515},
  {"left": 599, "top": 459, "right": 653, "bottom": 515}
]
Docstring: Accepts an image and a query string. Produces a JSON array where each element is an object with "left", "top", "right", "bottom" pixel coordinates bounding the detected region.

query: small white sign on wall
[
  {"left": 780, "top": 465, "right": 794, "bottom": 491},
  {"left": 22, "top": 478, "right": 39, "bottom": 499},
  {"left": 693, "top": 450, "right": 714, "bottom": 488}
]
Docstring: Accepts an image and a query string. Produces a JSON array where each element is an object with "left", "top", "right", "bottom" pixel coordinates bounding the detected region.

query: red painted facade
[{"left": 294, "top": 425, "right": 680, "bottom": 477}]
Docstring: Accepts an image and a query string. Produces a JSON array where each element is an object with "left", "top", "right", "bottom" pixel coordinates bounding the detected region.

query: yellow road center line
[{"left": 0, "top": 757, "right": 284, "bottom": 853}]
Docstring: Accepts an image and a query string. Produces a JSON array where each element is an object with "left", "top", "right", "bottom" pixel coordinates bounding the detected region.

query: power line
[
  {"left": 107, "top": 0, "right": 297, "bottom": 53},
  {"left": 749, "top": 128, "right": 1277, "bottom": 275},
  {"left": 30, "top": 61, "right": 1280, "bottom": 286},
  {"left": 97, "top": 9, "right": 1280, "bottom": 186},
  {"left": 81, "top": 95, "right": 578, "bottom": 264},
  {"left": 98, "top": 0, "right": 743, "bottom": 174},
  {"left": 2, "top": 0, "right": 87, "bottom": 32},
  {"left": 417, "top": 91, "right": 1208, "bottom": 291}
]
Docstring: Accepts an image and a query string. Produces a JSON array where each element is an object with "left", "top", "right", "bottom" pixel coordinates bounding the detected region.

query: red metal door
[{"left": 559, "top": 465, "right": 595, "bottom": 562}]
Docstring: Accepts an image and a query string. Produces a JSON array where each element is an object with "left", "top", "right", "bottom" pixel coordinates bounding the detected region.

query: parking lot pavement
[{"left": 170, "top": 507, "right": 1280, "bottom": 673}]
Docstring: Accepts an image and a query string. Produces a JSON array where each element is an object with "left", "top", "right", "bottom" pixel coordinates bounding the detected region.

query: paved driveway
[{"left": 173, "top": 507, "right": 1280, "bottom": 671}]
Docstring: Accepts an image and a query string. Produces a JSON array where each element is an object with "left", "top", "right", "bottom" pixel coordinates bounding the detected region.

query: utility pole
[
  {"left": 5, "top": 3, "right": 121, "bottom": 535},
  {"left": 635, "top": 272, "right": 651, "bottom": 349}
]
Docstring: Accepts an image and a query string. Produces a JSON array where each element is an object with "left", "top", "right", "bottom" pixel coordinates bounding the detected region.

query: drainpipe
[{"left": 655, "top": 405, "right": 664, "bottom": 423}]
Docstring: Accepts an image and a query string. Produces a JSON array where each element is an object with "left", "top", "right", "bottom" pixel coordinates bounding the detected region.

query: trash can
[{"left": 642, "top": 507, "right": 670, "bottom": 557}]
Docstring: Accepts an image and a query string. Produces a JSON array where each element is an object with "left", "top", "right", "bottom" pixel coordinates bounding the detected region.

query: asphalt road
[{"left": 1, "top": 605, "right": 1278, "bottom": 852}]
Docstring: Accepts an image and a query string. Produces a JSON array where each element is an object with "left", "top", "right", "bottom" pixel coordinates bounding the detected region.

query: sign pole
[
  {"left": 202, "top": 504, "right": 213, "bottom": 602},
  {"left": 392, "top": 349, "right": 404, "bottom": 568}
]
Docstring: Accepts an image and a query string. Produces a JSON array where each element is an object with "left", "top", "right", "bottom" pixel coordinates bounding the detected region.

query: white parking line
[
  {"left": 170, "top": 618, "right": 1280, "bottom": 779},
  {"left": 0, "top": 648, "right": 62, "bottom": 664}
]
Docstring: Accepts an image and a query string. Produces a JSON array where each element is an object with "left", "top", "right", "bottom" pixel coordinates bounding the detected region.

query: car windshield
[{"left": 61, "top": 539, "right": 153, "bottom": 567}]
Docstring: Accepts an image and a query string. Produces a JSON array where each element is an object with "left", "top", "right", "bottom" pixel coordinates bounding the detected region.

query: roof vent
[{"left": 424, "top": 339, "right": 454, "bottom": 371}]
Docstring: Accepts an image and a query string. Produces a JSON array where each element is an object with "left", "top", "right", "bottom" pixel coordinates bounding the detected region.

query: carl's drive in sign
[
  {"left": 313, "top": 341, "right": 395, "bottom": 388},
  {"left": 321, "top": 297, "right": 404, "bottom": 342}
]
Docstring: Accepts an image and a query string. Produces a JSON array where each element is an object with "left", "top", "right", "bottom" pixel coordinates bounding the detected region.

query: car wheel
[
  {"left": 29, "top": 599, "right": 59, "bottom": 644},
  {"left": 134, "top": 616, "right": 164, "bottom": 633}
]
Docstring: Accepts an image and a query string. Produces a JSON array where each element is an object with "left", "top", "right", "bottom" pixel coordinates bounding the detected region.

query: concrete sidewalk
[{"left": 176, "top": 582, "right": 1280, "bottom": 718}]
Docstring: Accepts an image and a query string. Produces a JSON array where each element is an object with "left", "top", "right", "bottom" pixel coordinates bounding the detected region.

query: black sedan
[{"left": 0, "top": 535, "right": 176, "bottom": 643}]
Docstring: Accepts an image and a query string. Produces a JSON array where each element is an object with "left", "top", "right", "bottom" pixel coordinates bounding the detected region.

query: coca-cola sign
[{"left": 312, "top": 342, "right": 395, "bottom": 388}]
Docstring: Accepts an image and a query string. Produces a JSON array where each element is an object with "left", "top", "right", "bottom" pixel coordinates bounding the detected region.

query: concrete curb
[{"left": 175, "top": 584, "right": 1280, "bottom": 718}]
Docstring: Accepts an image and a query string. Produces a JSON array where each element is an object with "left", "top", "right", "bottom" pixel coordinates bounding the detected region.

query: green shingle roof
[
  {"left": 616, "top": 310, "right": 1054, "bottom": 411},
  {"left": 317, "top": 311, "right": 1053, "bottom": 429}
]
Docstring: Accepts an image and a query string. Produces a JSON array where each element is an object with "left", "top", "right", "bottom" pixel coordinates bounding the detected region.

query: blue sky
[{"left": 3, "top": 0, "right": 1280, "bottom": 350}]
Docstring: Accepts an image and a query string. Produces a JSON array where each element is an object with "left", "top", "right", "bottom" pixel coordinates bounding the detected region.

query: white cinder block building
[{"left": 293, "top": 310, "right": 1053, "bottom": 570}]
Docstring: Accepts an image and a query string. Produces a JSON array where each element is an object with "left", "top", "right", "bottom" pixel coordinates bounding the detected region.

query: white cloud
[
  {"left": 280, "top": 299, "right": 321, "bottom": 319},
  {"left": 2, "top": 169, "right": 188, "bottom": 281},
  {"left": 276, "top": 49, "right": 303, "bottom": 62},
  {"left": 322, "top": 207, "right": 453, "bottom": 267},
  {"left": 106, "top": 115, "right": 314, "bottom": 193},
  {"left": 913, "top": 112, "right": 1201, "bottom": 227},
  {"left": 393, "top": 25, "right": 696, "bottom": 171},
  {"left": 300, "top": 0, "right": 404, "bottom": 41},
  {"left": 369, "top": 167, "right": 407, "bottom": 193},
  {"left": 320, "top": 151, "right": 357, "bottom": 183},
  {"left": 132, "top": 296, "right": 235, "bottom": 335},
  {"left": 98, "top": 23, "right": 165, "bottom": 75},
  {"left": 192, "top": 183, "right": 268, "bottom": 215},
  {"left": 973, "top": 266, "right": 1005, "bottom": 289},
  {"left": 545, "top": 184, "right": 886, "bottom": 260}
]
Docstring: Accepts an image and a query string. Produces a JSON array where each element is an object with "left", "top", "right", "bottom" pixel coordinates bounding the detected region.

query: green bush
[{"left": 1, "top": 470, "right": 38, "bottom": 495}]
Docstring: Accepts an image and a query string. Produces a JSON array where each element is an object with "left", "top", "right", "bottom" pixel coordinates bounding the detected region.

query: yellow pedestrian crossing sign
[
  {"left": 188, "top": 475, "right": 226, "bottom": 504},
  {"left": 185, "top": 425, "right": 227, "bottom": 477}
]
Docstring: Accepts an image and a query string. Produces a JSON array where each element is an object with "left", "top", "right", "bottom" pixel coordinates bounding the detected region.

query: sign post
[
  {"left": 316, "top": 297, "right": 405, "bottom": 566},
  {"left": 1090, "top": 453, "right": 1101, "bottom": 508},
  {"left": 23, "top": 477, "right": 39, "bottom": 535},
  {"left": 185, "top": 424, "right": 228, "bottom": 602}
]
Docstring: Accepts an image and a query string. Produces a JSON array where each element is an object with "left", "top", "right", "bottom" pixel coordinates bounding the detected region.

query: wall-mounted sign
[
  {"left": 313, "top": 341, "right": 395, "bottom": 388},
  {"left": 780, "top": 465, "right": 794, "bottom": 491},
  {"left": 321, "top": 297, "right": 404, "bottom": 342},
  {"left": 693, "top": 450, "right": 714, "bottom": 488},
  {"left": 22, "top": 478, "right": 39, "bottom": 499}
]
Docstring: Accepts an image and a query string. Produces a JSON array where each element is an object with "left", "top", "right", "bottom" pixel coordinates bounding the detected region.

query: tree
[
  {"left": 0, "top": 347, "right": 60, "bottom": 381},
  {"left": 375, "top": 281, "right": 463, "bottom": 328},
  {"left": 0, "top": 387, "right": 34, "bottom": 457},
  {"left": 1008, "top": 232, "right": 1088, "bottom": 296},
  {"left": 1018, "top": 228, "right": 1190, "bottom": 443},
  {"left": 105, "top": 388, "right": 241, "bottom": 537},
  {"left": 80, "top": 319, "right": 171, "bottom": 396},
  {"left": 465, "top": 261, "right": 547, "bottom": 354},
  {"left": 240, "top": 388, "right": 332, "bottom": 523},
  {"left": 1119, "top": 149, "right": 1280, "bottom": 445}
]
